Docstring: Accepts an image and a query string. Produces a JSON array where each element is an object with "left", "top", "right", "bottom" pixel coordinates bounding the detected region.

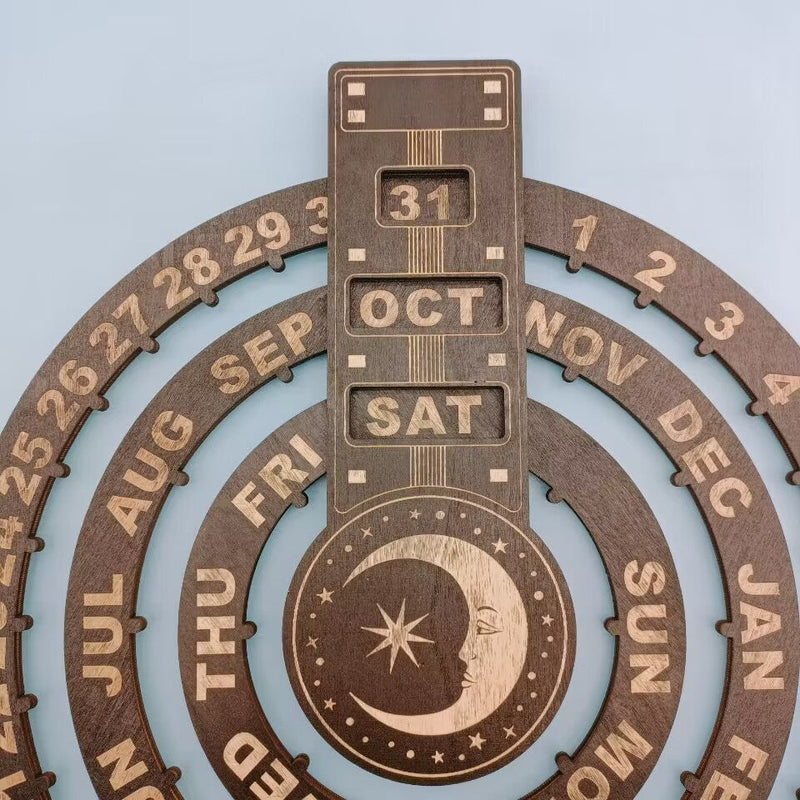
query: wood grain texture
[
  {"left": 0, "top": 180, "right": 326, "bottom": 798},
  {"left": 61, "top": 284, "right": 794, "bottom": 798},
  {"left": 322, "top": 63, "right": 554, "bottom": 782},
  {"left": 328, "top": 62, "right": 528, "bottom": 523},
  {"left": 178, "top": 397, "right": 682, "bottom": 798},
  {"left": 64, "top": 290, "right": 326, "bottom": 799},
  {"left": 524, "top": 286, "right": 798, "bottom": 799},
  {"left": 525, "top": 180, "right": 800, "bottom": 485},
  {"left": 0, "top": 134, "right": 794, "bottom": 796}
]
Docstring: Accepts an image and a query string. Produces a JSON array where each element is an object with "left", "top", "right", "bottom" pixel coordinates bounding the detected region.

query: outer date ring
[
  {"left": 0, "top": 177, "right": 794, "bottom": 796},
  {"left": 64, "top": 286, "right": 794, "bottom": 799}
]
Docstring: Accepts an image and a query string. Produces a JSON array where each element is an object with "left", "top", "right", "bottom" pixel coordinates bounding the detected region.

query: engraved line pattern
[
  {"left": 407, "top": 129, "right": 443, "bottom": 166},
  {"left": 407, "top": 226, "right": 444, "bottom": 273},
  {"left": 408, "top": 334, "right": 446, "bottom": 382},
  {"left": 409, "top": 445, "right": 447, "bottom": 487}
]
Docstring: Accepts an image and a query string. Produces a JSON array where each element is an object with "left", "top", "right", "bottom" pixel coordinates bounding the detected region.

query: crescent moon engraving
[{"left": 344, "top": 533, "right": 528, "bottom": 736}]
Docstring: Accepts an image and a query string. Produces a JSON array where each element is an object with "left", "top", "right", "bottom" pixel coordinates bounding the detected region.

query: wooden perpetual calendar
[{"left": 0, "top": 60, "right": 796, "bottom": 799}]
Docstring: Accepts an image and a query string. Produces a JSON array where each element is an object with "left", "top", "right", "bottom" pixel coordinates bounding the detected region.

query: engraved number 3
[
  {"left": 705, "top": 301, "right": 744, "bottom": 341},
  {"left": 389, "top": 185, "right": 421, "bottom": 221}
]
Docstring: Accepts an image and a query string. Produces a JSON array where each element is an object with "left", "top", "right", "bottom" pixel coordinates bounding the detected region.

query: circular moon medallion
[{"left": 284, "top": 495, "right": 574, "bottom": 783}]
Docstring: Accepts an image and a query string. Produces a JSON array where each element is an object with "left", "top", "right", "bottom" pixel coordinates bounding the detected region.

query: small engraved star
[
  {"left": 306, "top": 636, "right": 318, "bottom": 649},
  {"left": 361, "top": 527, "right": 373, "bottom": 538},
  {"left": 469, "top": 732, "right": 486, "bottom": 750},
  {"left": 492, "top": 538, "right": 508, "bottom": 554},
  {"left": 324, "top": 698, "right": 336, "bottom": 710},
  {"left": 503, "top": 726, "right": 517, "bottom": 739},
  {"left": 362, "top": 599, "right": 434, "bottom": 673},
  {"left": 317, "top": 588, "right": 334, "bottom": 604},
  {"left": 542, "top": 614, "right": 554, "bottom": 626},
  {"left": 410, "top": 509, "right": 420, "bottom": 519},
  {"left": 432, "top": 751, "right": 444, "bottom": 764}
]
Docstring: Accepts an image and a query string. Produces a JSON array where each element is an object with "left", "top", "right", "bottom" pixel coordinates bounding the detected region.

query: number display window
[{"left": 376, "top": 167, "right": 473, "bottom": 227}]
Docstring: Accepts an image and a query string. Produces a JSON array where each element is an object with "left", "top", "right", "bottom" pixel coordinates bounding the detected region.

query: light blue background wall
[{"left": 1, "top": 2, "right": 798, "bottom": 797}]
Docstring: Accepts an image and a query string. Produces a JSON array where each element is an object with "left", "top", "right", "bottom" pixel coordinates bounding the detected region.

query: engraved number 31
[{"left": 390, "top": 184, "right": 449, "bottom": 221}]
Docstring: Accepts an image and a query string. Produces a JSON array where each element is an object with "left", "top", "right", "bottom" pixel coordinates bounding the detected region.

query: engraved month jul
[{"left": 0, "top": 56, "right": 794, "bottom": 800}]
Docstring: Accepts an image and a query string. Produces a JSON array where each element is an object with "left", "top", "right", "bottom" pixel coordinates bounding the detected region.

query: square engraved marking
[
  {"left": 338, "top": 69, "right": 510, "bottom": 131},
  {"left": 348, "top": 354, "right": 367, "bottom": 368}
]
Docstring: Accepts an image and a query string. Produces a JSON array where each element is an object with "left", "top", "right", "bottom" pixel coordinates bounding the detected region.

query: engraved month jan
[{"left": 0, "top": 57, "right": 795, "bottom": 800}]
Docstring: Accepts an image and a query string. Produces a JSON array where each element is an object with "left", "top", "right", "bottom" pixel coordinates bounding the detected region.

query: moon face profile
[
  {"left": 345, "top": 534, "right": 528, "bottom": 736},
  {"left": 283, "top": 496, "right": 573, "bottom": 783}
]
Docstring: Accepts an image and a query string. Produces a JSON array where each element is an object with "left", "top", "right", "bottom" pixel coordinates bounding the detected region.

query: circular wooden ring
[
  {"left": 525, "top": 180, "right": 800, "bottom": 486},
  {"left": 0, "top": 180, "right": 327, "bottom": 792},
  {"left": 178, "top": 397, "right": 683, "bottom": 798},
  {"left": 64, "top": 286, "right": 793, "bottom": 798},
  {"left": 0, "top": 177, "right": 795, "bottom": 796},
  {"left": 524, "top": 285, "right": 798, "bottom": 797}
]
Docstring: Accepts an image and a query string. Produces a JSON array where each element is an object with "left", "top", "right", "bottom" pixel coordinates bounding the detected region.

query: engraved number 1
[
  {"left": 427, "top": 184, "right": 450, "bottom": 220},
  {"left": 572, "top": 215, "right": 598, "bottom": 252}
]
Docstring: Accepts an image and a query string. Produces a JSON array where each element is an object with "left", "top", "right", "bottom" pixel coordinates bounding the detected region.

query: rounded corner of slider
[
  {"left": 491, "top": 59, "right": 521, "bottom": 78},
  {"left": 328, "top": 62, "right": 350, "bottom": 82}
]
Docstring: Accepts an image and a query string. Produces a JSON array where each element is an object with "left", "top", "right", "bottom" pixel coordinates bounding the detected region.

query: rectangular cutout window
[
  {"left": 377, "top": 168, "right": 472, "bottom": 226},
  {"left": 348, "top": 385, "right": 506, "bottom": 445},
  {"left": 348, "top": 275, "right": 503, "bottom": 335}
]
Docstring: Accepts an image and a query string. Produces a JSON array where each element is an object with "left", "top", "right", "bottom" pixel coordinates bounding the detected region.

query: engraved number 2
[{"left": 634, "top": 251, "right": 677, "bottom": 293}]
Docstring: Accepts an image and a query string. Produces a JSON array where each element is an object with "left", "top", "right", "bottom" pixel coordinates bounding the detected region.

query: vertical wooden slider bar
[
  {"left": 328, "top": 61, "right": 527, "bottom": 529},
  {"left": 285, "top": 61, "right": 570, "bottom": 785}
]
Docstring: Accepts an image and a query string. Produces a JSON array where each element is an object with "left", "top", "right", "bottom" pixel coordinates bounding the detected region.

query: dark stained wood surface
[
  {"left": 178, "top": 397, "right": 682, "bottom": 799},
  {"left": 319, "top": 62, "right": 564, "bottom": 782},
  {"left": 59, "top": 284, "right": 794, "bottom": 799},
  {"left": 525, "top": 180, "right": 800, "bottom": 485},
  {"left": 525, "top": 287, "right": 798, "bottom": 799},
  {"left": 0, "top": 78, "right": 794, "bottom": 791}
]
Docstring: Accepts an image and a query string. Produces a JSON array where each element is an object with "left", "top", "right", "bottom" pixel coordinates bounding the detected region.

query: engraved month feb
[{"left": 0, "top": 57, "right": 794, "bottom": 800}]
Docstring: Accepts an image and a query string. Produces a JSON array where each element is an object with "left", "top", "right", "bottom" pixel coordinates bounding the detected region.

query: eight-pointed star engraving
[{"left": 362, "top": 599, "right": 434, "bottom": 673}]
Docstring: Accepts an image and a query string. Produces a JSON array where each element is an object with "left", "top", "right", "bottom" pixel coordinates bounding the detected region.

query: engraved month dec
[{"left": 0, "top": 57, "right": 795, "bottom": 800}]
